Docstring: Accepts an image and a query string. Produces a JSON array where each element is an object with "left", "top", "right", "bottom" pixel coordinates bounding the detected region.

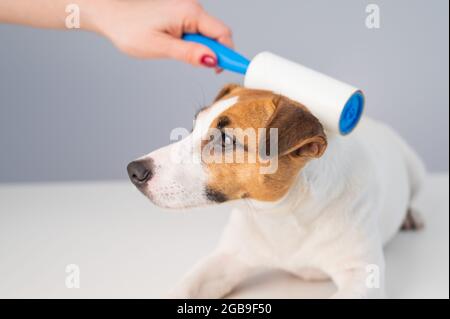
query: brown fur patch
[{"left": 202, "top": 84, "right": 327, "bottom": 202}]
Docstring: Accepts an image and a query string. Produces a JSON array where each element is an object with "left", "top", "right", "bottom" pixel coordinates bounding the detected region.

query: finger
[
  {"left": 162, "top": 38, "right": 218, "bottom": 68},
  {"left": 197, "top": 11, "right": 234, "bottom": 48},
  {"left": 217, "top": 34, "right": 235, "bottom": 49}
]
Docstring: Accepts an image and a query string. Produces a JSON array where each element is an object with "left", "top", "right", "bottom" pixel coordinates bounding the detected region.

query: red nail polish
[{"left": 200, "top": 55, "right": 217, "bottom": 68}]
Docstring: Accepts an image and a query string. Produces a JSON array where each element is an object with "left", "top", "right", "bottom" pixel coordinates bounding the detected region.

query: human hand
[{"left": 88, "top": 0, "right": 233, "bottom": 69}]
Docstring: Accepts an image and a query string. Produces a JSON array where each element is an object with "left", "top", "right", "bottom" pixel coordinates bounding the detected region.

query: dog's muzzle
[{"left": 127, "top": 158, "right": 154, "bottom": 187}]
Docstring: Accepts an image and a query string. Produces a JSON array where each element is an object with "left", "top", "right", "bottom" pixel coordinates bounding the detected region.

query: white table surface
[{"left": 0, "top": 174, "right": 448, "bottom": 299}]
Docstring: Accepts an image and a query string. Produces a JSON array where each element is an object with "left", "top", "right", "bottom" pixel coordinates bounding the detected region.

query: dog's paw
[
  {"left": 331, "top": 288, "right": 386, "bottom": 299},
  {"left": 296, "top": 267, "right": 330, "bottom": 282},
  {"left": 401, "top": 208, "right": 424, "bottom": 231},
  {"left": 165, "top": 289, "right": 194, "bottom": 299}
]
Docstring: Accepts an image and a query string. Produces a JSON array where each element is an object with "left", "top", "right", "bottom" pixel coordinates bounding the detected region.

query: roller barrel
[{"left": 244, "top": 52, "right": 365, "bottom": 135}]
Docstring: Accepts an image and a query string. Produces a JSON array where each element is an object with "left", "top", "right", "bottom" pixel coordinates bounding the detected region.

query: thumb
[{"left": 164, "top": 39, "right": 218, "bottom": 68}]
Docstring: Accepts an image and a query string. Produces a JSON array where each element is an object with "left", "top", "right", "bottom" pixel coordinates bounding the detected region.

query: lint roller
[{"left": 183, "top": 33, "right": 365, "bottom": 135}]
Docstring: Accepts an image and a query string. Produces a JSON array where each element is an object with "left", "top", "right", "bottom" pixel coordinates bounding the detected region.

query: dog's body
[{"left": 127, "top": 85, "right": 425, "bottom": 298}]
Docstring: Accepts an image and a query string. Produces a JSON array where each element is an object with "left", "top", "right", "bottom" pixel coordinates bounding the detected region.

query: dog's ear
[
  {"left": 265, "top": 96, "right": 327, "bottom": 159},
  {"left": 214, "top": 83, "right": 241, "bottom": 102}
]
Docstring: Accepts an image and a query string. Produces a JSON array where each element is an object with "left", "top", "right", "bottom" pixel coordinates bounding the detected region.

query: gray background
[{"left": 0, "top": 0, "right": 448, "bottom": 183}]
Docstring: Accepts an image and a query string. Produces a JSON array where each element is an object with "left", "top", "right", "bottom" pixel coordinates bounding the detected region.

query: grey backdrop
[{"left": 0, "top": 0, "right": 448, "bottom": 183}]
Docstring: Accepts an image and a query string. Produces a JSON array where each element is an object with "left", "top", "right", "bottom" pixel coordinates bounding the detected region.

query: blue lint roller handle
[{"left": 183, "top": 33, "right": 250, "bottom": 75}]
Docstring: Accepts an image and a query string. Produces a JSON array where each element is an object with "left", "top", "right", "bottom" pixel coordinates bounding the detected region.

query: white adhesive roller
[
  {"left": 184, "top": 34, "right": 365, "bottom": 135},
  {"left": 245, "top": 52, "right": 364, "bottom": 135}
]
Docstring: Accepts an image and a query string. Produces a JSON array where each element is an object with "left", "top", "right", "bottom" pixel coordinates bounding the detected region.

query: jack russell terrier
[{"left": 127, "top": 84, "right": 425, "bottom": 298}]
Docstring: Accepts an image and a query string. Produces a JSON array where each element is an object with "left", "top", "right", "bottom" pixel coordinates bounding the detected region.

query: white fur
[
  {"left": 138, "top": 97, "right": 238, "bottom": 209},
  {"left": 196, "top": 97, "right": 239, "bottom": 139},
  {"left": 165, "top": 117, "right": 425, "bottom": 299}
]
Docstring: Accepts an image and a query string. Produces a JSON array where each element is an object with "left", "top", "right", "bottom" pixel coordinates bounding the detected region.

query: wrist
[{"left": 78, "top": 0, "right": 112, "bottom": 34}]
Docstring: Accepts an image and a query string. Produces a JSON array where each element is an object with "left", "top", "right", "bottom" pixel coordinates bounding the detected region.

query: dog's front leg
[
  {"left": 329, "top": 259, "right": 386, "bottom": 299},
  {"left": 167, "top": 251, "right": 253, "bottom": 299}
]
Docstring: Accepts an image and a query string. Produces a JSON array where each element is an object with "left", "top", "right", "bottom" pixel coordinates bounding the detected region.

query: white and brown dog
[{"left": 127, "top": 84, "right": 425, "bottom": 298}]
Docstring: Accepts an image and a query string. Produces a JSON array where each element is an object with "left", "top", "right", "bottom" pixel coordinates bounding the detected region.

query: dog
[{"left": 127, "top": 84, "right": 425, "bottom": 298}]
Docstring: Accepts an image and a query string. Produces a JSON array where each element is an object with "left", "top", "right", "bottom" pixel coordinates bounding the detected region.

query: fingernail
[{"left": 200, "top": 55, "right": 217, "bottom": 68}]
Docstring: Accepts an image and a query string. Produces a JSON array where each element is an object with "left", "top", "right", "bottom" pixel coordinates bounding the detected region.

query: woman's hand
[
  {"left": 0, "top": 0, "right": 233, "bottom": 68},
  {"left": 91, "top": 0, "right": 233, "bottom": 68}
]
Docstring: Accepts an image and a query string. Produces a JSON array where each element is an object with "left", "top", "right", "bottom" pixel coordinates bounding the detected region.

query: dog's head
[{"left": 127, "top": 84, "right": 327, "bottom": 209}]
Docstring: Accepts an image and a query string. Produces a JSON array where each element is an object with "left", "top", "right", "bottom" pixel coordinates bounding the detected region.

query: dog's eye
[{"left": 221, "top": 132, "right": 236, "bottom": 149}]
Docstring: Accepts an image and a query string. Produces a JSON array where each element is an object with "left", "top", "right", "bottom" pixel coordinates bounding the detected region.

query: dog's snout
[{"left": 127, "top": 159, "right": 154, "bottom": 186}]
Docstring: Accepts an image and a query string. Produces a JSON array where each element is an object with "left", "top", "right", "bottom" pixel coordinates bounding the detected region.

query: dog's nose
[{"left": 127, "top": 159, "right": 154, "bottom": 186}]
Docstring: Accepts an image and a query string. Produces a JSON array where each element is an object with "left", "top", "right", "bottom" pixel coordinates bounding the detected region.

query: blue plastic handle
[{"left": 183, "top": 33, "right": 250, "bottom": 75}]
